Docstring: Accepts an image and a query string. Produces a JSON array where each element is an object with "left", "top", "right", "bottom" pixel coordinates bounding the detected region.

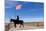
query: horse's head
[{"left": 10, "top": 19, "right": 14, "bottom": 22}]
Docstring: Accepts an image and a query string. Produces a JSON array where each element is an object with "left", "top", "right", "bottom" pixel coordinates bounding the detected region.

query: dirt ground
[{"left": 5, "top": 22, "right": 44, "bottom": 31}]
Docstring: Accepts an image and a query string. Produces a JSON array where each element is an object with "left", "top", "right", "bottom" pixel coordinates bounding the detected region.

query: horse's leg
[
  {"left": 21, "top": 23, "right": 24, "bottom": 28},
  {"left": 19, "top": 24, "right": 21, "bottom": 28},
  {"left": 22, "top": 23, "right": 24, "bottom": 27},
  {"left": 21, "top": 24, "right": 24, "bottom": 28},
  {"left": 23, "top": 24, "right": 24, "bottom": 27},
  {"left": 14, "top": 23, "right": 16, "bottom": 28},
  {"left": 22, "top": 22, "right": 24, "bottom": 28}
]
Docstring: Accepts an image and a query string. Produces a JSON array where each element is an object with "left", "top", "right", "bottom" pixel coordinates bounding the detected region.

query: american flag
[{"left": 16, "top": 4, "right": 22, "bottom": 10}]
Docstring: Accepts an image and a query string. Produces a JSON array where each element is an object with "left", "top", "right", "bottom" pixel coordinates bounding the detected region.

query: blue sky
[{"left": 5, "top": 0, "right": 44, "bottom": 23}]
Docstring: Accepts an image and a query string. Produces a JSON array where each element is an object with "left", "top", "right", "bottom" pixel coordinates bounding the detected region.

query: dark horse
[{"left": 10, "top": 16, "right": 24, "bottom": 28}]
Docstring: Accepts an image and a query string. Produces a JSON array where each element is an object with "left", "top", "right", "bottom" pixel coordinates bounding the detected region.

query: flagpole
[{"left": 16, "top": 4, "right": 22, "bottom": 19}]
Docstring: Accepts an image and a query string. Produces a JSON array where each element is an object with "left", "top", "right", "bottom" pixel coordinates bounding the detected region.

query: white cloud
[
  {"left": 5, "top": 6, "right": 12, "bottom": 8},
  {"left": 5, "top": 17, "right": 43, "bottom": 23},
  {"left": 5, "top": 0, "right": 16, "bottom": 8},
  {"left": 6, "top": 0, "right": 44, "bottom": 2},
  {"left": 6, "top": 0, "right": 16, "bottom": 1},
  {"left": 19, "top": 18, "right": 44, "bottom": 22}
]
